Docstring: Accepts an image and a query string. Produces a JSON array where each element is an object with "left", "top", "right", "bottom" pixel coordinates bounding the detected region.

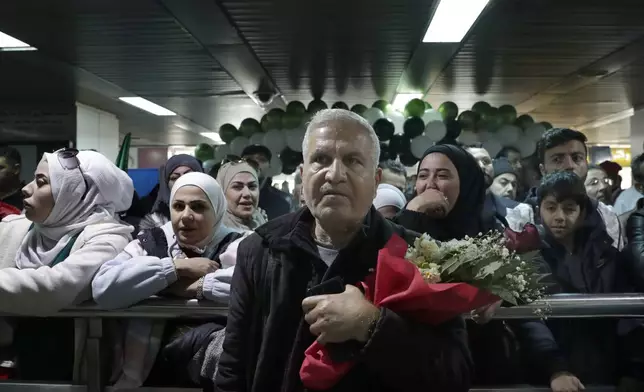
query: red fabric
[
  {"left": 0, "top": 202, "right": 20, "bottom": 221},
  {"left": 300, "top": 234, "right": 499, "bottom": 390},
  {"left": 504, "top": 223, "right": 541, "bottom": 254}
]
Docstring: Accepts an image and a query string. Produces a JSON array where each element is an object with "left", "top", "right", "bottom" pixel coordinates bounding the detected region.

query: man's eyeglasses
[{"left": 54, "top": 148, "right": 90, "bottom": 199}]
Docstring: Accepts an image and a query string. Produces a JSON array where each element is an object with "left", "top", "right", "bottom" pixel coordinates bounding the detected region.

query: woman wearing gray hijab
[{"left": 216, "top": 161, "right": 267, "bottom": 231}]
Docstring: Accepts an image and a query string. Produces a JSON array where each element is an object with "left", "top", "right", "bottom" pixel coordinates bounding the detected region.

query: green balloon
[
  {"left": 541, "top": 121, "right": 553, "bottom": 130},
  {"left": 372, "top": 100, "right": 390, "bottom": 113},
  {"left": 195, "top": 143, "right": 215, "bottom": 162},
  {"left": 267, "top": 108, "right": 285, "bottom": 129},
  {"left": 516, "top": 114, "right": 535, "bottom": 130},
  {"left": 403, "top": 117, "right": 425, "bottom": 139},
  {"left": 438, "top": 101, "right": 459, "bottom": 120},
  {"left": 282, "top": 111, "right": 302, "bottom": 129},
  {"left": 480, "top": 107, "right": 502, "bottom": 132},
  {"left": 498, "top": 105, "right": 518, "bottom": 124},
  {"left": 239, "top": 118, "right": 262, "bottom": 137},
  {"left": 399, "top": 151, "right": 419, "bottom": 167},
  {"left": 307, "top": 99, "right": 328, "bottom": 114},
  {"left": 458, "top": 110, "right": 479, "bottom": 131},
  {"left": 404, "top": 99, "right": 426, "bottom": 118},
  {"left": 260, "top": 114, "right": 270, "bottom": 132},
  {"left": 219, "top": 123, "right": 239, "bottom": 144},
  {"left": 472, "top": 101, "right": 491, "bottom": 115},
  {"left": 351, "top": 104, "right": 368, "bottom": 116},
  {"left": 332, "top": 101, "right": 349, "bottom": 110},
  {"left": 286, "top": 101, "right": 306, "bottom": 115},
  {"left": 373, "top": 118, "right": 395, "bottom": 142}
]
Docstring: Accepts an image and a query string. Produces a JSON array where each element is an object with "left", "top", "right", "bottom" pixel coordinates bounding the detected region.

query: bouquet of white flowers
[{"left": 406, "top": 231, "right": 547, "bottom": 305}]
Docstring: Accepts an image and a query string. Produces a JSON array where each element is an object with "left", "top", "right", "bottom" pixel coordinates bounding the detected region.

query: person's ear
[
  {"left": 11, "top": 163, "right": 20, "bottom": 177},
  {"left": 538, "top": 163, "right": 546, "bottom": 177}
]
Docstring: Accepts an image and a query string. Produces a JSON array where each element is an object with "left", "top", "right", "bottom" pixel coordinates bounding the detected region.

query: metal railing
[{"left": 1, "top": 293, "right": 642, "bottom": 392}]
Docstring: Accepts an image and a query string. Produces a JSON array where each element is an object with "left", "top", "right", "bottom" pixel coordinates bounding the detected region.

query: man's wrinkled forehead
[{"left": 306, "top": 124, "right": 371, "bottom": 156}]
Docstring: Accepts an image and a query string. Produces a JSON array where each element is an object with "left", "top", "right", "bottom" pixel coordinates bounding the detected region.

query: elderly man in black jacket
[{"left": 215, "top": 109, "right": 472, "bottom": 392}]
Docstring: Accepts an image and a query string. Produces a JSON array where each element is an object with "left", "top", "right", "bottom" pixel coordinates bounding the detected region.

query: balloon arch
[{"left": 194, "top": 99, "right": 553, "bottom": 176}]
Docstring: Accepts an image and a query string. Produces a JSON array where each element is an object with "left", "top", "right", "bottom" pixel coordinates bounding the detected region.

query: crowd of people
[{"left": 0, "top": 108, "right": 644, "bottom": 391}]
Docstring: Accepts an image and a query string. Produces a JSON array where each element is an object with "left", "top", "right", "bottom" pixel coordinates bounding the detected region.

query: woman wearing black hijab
[
  {"left": 396, "top": 144, "right": 490, "bottom": 240},
  {"left": 395, "top": 143, "right": 520, "bottom": 386},
  {"left": 139, "top": 154, "right": 203, "bottom": 230}
]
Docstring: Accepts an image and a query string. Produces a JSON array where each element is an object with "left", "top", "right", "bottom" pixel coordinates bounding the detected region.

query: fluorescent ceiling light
[
  {"left": 118, "top": 97, "right": 176, "bottom": 116},
  {"left": 0, "top": 31, "right": 36, "bottom": 51},
  {"left": 423, "top": 0, "right": 490, "bottom": 43},
  {"left": 392, "top": 93, "right": 424, "bottom": 112},
  {"left": 201, "top": 132, "right": 223, "bottom": 143}
]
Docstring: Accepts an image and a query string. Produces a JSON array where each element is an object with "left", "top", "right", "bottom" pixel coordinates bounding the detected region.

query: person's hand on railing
[
  {"left": 164, "top": 278, "right": 203, "bottom": 298},
  {"left": 470, "top": 300, "right": 503, "bottom": 324},
  {"left": 173, "top": 257, "right": 220, "bottom": 279},
  {"left": 550, "top": 372, "right": 585, "bottom": 392}
]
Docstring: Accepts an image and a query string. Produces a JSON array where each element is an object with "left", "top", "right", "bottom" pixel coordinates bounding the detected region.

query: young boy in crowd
[{"left": 514, "top": 171, "right": 644, "bottom": 392}]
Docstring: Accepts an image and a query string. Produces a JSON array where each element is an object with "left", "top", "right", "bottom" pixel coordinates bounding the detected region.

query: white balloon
[
  {"left": 262, "top": 129, "right": 286, "bottom": 155},
  {"left": 249, "top": 132, "right": 265, "bottom": 146},
  {"left": 229, "top": 136, "right": 250, "bottom": 157},
  {"left": 422, "top": 109, "right": 442, "bottom": 124},
  {"left": 264, "top": 154, "right": 283, "bottom": 177},
  {"left": 388, "top": 111, "right": 406, "bottom": 135},
  {"left": 525, "top": 123, "right": 547, "bottom": 142},
  {"left": 496, "top": 125, "right": 521, "bottom": 146},
  {"left": 214, "top": 144, "right": 231, "bottom": 161},
  {"left": 363, "top": 107, "right": 385, "bottom": 125},
  {"left": 458, "top": 130, "right": 479, "bottom": 146},
  {"left": 482, "top": 139, "right": 503, "bottom": 158},
  {"left": 410, "top": 135, "right": 433, "bottom": 159},
  {"left": 286, "top": 127, "right": 305, "bottom": 152},
  {"left": 424, "top": 120, "right": 447, "bottom": 142},
  {"left": 516, "top": 139, "right": 537, "bottom": 157}
]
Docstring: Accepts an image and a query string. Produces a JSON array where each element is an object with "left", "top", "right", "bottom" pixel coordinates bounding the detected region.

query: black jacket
[
  {"left": 625, "top": 205, "right": 644, "bottom": 291},
  {"left": 514, "top": 204, "right": 642, "bottom": 384},
  {"left": 216, "top": 207, "right": 472, "bottom": 392},
  {"left": 259, "top": 180, "right": 292, "bottom": 220}
]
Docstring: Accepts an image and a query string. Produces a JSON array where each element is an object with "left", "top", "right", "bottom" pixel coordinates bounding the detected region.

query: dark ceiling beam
[
  {"left": 516, "top": 34, "right": 644, "bottom": 115},
  {"left": 159, "top": 0, "right": 287, "bottom": 110}
]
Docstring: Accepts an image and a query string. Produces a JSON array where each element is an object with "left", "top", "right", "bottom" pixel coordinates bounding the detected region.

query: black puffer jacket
[
  {"left": 625, "top": 203, "right": 644, "bottom": 291},
  {"left": 216, "top": 207, "right": 473, "bottom": 392}
]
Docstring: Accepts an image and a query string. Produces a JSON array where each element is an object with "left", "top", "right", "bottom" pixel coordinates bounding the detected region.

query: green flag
[{"left": 116, "top": 133, "right": 132, "bottom": 171}]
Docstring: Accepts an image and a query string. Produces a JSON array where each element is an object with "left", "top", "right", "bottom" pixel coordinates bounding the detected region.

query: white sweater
[
  {"left": 92, "top": 221, "right": 246, "bottom": 309},
  {"left": 0, "top": 214, "right": 133, "bottom": 315}
]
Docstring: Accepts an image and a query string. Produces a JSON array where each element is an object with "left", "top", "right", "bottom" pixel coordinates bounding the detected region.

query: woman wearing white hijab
[
  {"left": 92, "top": 172, "right": 247, "bottom": 388},
  {"left": 0, "top": 148, "right": 134, "bottom": 313},
  {"left": 0, "top": 148, "right": 134, "bottom": 381}
]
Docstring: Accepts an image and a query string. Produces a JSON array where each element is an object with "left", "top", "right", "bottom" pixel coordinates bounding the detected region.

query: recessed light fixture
[
  {"left": 118, "top": 97, "right": 176, "bottom": 116},
  {"left": 423, "top": 0, "right": 490, "bottom": 43},
  {"left": 201, "top": 132, "right": 223, "bottom": 144},
  {"left": 392, "top": 93, "right": 424, "bottom": 112},
  {"left": 0, "top": 31, "right": 36, "bottom": 51}
]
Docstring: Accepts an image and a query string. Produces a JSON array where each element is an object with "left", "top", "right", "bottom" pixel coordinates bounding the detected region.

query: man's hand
[
  {"left": 471, "top": 300, "right": 502, "bottom": 325},
  {"left": 165, "top": 278, "right": 201, "bottom": 298},
  {"left": 550, "top": 372, "right": 585, "bottom": 392},
  {"left": 173, "top": 257, "right": 220, "bottom": 279},
  {"left": 302, "top": 284, "right": 380, "bottom": 344},
  {"left": 406, "top": 189, "right": 449, "bottom": 218}
]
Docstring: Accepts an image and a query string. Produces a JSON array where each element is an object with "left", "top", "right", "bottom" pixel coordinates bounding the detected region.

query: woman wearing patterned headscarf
[
  {"left": 216, "top": 161, "right": 267, "bottom": 231},
  {"left": 0, "top": 148, "right": 134, "bottom": 380}
]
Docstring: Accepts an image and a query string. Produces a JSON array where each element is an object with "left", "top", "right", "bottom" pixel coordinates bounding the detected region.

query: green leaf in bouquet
[
  {"left": 475, "top": 260, "right": 505, "bottom": 279},
  {"left": 487, "top": 286, "right": 518, "bottom": 306}
]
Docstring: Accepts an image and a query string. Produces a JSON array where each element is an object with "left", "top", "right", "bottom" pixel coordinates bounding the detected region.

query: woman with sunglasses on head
[
  {"left": 92, "top": 172, "right": 248, "bottom": 388},
  {"left": 0, "top": 149, "right": 134, "bottom": 380},
  {"left": 139, "top": 154, "right": 203, "bottom": 231},
  {"left": 216, "top": 161, "right": 267, "bottom": 231}
]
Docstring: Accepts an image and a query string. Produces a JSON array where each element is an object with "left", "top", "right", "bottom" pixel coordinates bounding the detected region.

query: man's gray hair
[{"left": 302, "top": 109, "right": 380, "bottom": 169}]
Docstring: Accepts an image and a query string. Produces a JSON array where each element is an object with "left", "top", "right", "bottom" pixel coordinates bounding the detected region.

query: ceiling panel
[
  {"left": 426, "top": 0, "right": 644, "bottom": 125},
  {"left": 583, "top": 118, "right": 631, "bottom": 145},
  {"left": 220, "top": 0, "right": 437, "bottom": 104}
]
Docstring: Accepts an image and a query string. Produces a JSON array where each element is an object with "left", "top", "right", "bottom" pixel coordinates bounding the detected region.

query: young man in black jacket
[{"left": 215, "top": 109, "right": 472, "bottom": 392}]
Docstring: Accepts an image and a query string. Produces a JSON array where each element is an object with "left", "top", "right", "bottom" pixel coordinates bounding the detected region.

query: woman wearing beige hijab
[{"left": 216, "top": 161, "right": 267, "bottom": 231}]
